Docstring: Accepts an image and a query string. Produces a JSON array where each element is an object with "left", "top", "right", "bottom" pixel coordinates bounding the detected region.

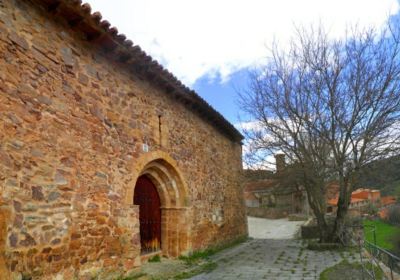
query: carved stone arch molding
[{"left": 126, "top": 151, "right": 191, "bottom": 257}]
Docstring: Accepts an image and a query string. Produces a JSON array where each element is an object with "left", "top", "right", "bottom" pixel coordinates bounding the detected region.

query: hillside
[
  {"left": 357, "top": 155, "right": 400, "bottom": 197},
  {"left": 244, "top": 155, "right": 400, "bottom": 198}
]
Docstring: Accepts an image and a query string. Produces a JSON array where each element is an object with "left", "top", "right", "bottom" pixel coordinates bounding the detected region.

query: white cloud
[{"left": 86, "top": 0, "right": 399, "bottom": 86}]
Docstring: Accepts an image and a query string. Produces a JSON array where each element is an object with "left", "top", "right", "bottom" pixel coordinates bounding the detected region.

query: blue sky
[
  {"left": 86, "top": 0, "right": 400, "bottom": 125},
  {"left": 192, "top": 69, "right": 249, "bottom": 124}
]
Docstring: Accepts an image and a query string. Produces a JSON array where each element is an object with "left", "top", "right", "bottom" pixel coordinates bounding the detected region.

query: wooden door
[
  {"left": 0, "top": 201, "right": 10, "bottom": 279},
  {"left": 134, "top": 175, "right": 161, "bottom": 254}
]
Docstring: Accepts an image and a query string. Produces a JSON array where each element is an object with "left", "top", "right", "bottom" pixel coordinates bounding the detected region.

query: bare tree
[{"left": 239, "top": 23, "right": 400, "bottom": 242}]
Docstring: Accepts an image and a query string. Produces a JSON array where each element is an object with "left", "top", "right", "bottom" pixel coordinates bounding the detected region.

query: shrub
[
  {"left": 148, "top": 254, "right": 161, "bottom": 262},
  {"left": 387, "top": 204, "right": 400, "bottom": 226},
  {"left": 307, "top": 241, "right": 343, "bottom": 251},
  {"left": 320, "top": 260, "right": 384, "bottom": 280},
  {"left": 391, "top": 229, "right": 400, "bottom": 256},
  {"left": 365, "top": 202, "right": 379, "bottom": 216}
]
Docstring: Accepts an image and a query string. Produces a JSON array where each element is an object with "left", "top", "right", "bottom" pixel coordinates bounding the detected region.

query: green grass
[
  {"left": 172, "top": 236, "right": 247, "bottom": 278},
  {"left": 120, "top": 236, "right": 247, "bottom": 280},
  {"left": 178, "top": 235, "right": 247, "bottom": 265},
  {"left": 173, "top": 262, "right": 217, "bottom": 279},
  {"left": 178, "top": 249, "right": 216, "bottom": 265},
  {"left": 117, "top": 272, "right": 147, "bottom": 280},
  {"left": 363, "top": 220, "right": 400, "bottom": 251},
  {"left": 307, "top": 241, "right": 343, "bottom": 251},
  {"left": 320, "top": 260, "right": 383, "bottom": 280},
  {"left": 148, "top": 255, "right": 161, "bottom": 263}
]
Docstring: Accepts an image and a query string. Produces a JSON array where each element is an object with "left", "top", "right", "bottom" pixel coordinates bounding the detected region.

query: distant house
[
  {"left": 243, "top": 155, "right": 308, "bottom": 219},
  {"left": 327, "top": 187, "right": 397, "bottom": 217},
  {"left": 352, "top": 188, "right": 381, "bottom": 202},
  {"left": 378, "top": 208, "right": 390, "bottom": 219},
  {"left": 381, "top": 196, "right": 397, "bottom": 207},
  {"left": 378, "top": 196, "right": 398, "bottom": 219},
  {"left": 244, "top": 192, "right": 260, "bottom": 208},
  {"left": 327, "top": 195, "right": 370, "bottom": 216}
]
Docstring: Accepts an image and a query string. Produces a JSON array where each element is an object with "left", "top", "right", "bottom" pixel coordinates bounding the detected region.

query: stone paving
[
  {"left": 141, "top": 217, "right": 360, "bottom": 279},
  {"left": 190, "top": 238, "right": 358, "bottom": 280},
  {"left": 189, "top": 217, "right": 358, "bottom": 280}
]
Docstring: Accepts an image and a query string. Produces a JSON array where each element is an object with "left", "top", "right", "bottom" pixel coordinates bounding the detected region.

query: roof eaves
[{"left": 34, "top": 0, "right": 244, "bottom": 142}]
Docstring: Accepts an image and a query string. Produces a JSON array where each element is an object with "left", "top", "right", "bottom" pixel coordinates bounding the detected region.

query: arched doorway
[
  {"left": 129, "top": 153, "right": 191, "bottom": 257},
  {"left": 134, "top": 175, "right": 161, "bottom": 254}
]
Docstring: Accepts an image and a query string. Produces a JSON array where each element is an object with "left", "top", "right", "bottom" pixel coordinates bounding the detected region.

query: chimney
[{"left": 275, "top": 154, "right": 286, "bottom": 173}]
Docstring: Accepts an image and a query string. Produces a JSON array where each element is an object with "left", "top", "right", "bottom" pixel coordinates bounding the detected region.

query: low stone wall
[{"left": 301, "top": 225, "right": 320, "bottom": 239}]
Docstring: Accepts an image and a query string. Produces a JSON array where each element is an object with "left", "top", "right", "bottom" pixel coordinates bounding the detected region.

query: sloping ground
[
  {"left": 358, "top": 155, "right": 400, "bottom": 196},
  {"left": 140, "top": 258, "right": 189, "bottom": 280},
  {"left": 133, "top": 217, "right": 359, "bottom": 280},
  {"left": 364, "top": 220, "right": 400, "bottom": 252},
  {"left": 190, "top": 239, "right": 357, "bottom": 280},
  {"left": 320, "top": 261, "right": 384, "bottom": 280},
  {"left": 190, "top": 217, "right": 357, "bottom": 280},
  {"left": 248, "top": 216, "right": 304, "bottom": 239}
]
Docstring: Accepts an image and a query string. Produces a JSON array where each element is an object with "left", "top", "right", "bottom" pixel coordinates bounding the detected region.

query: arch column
[{"left": 161, "top": 207, "right": 190, "bottom": 257}]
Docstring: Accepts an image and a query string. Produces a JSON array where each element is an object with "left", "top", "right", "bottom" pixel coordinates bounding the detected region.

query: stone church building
[{"left": 0, "top": 0, "right": 247, "bottom": 278}]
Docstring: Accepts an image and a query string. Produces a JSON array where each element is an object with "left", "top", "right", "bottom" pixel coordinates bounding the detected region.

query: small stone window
[{"left": 158, "top": 115, "right": 162, "bottom": 146}]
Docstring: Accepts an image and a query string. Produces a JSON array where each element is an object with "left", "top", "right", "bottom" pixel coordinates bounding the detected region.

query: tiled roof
[
  {"left": 243, "top": 191, "right": 258, "bottom": 201},
  {"left": 381, "top": 196, "right": 397, "bottom": 206},
  {"left": 244, "top": 179, "right": 277, "bottom": 192},
  {"left": 327, "top": 197, "right": 367, "bottom": 206},
  {"left": 328, "top": 187, "right": 384, "bottom": 207},
  {"left": 351, "top": 198, "right": 367, "bottom": 203},
  {"left": 33, "top": 0, "right": 244, "bottom": 142}
]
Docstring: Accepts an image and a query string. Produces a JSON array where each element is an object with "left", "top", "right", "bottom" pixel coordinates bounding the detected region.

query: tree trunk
[
  {"left": 315, "top": 210, "right": 330, "bottom": 242},
  {"left": 331, "top": 178, "right": 352, "bottom": 244},
  {"left": 303, "top": 181, "right": 331, "bottom": 242}
]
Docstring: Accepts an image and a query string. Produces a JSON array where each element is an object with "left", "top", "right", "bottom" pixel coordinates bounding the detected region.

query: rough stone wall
[{"left": 0, "top": 1, "right": 247, "bottom": 279}]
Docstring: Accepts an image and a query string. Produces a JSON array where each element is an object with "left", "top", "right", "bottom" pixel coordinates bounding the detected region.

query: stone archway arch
[
  {"left": 125, "top": 151, "right": 189, "bottom": 207},
  {"left": 126, "top": 151, "right": 191, "bottom": 257}
]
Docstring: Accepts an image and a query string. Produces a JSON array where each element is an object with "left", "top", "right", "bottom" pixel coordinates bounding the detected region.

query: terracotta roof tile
[
  {"left": 244, "top": 192, "right": 258, "bottom": 201},
  {"left": 327, "top": 198, "right": 338, "bottom": 206},
  {"left": 381, "top": 196, "right": 397, "bottom": 206},
  {"left": 328, "top": 196, "right": 367, "bottom": 206}
]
